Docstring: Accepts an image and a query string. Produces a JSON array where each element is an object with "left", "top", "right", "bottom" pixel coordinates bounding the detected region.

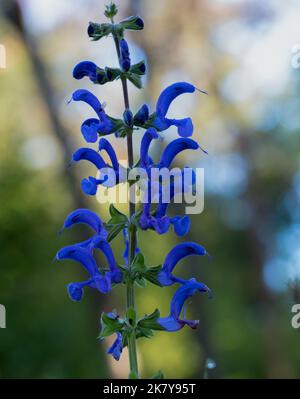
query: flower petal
[
  {"left": 159, "top": 138, "right": 199, "bottom": 168},
  {"left": 81, "top": 118, "right": 99, "bottom": 143},
  {"left": 156, "top": 82, "right": 195, "bottom": 118},
  {"left": 56, "top": 245, "right": 99, "bottom": 276},
  {"left": 158, "top": 279, "right": 208, "bottom": 332},
  {"left": 99, "top": 138, "right": 119, "bottom": 170},
  {"left": 158, "top": 242, "right": 207, "bottom": 286},
  {"left": 72, "top": 148, "right": 107, "bottom": 169},
  {"left": 170, "top": 215, "right": 190, "bottom": 237},
  {"left": 62, "top": 208, "right": 106, "bottom": 235},
  {"left": 107, "top": 332, "right": 123, "bottom": 361},
  {"left": 73, "top": 61, "right": 97, "bottom": 82},
  {"left": 140, "top": 127, "right": 159, "bottom": 167},
  {"left": 71, "top": 89, "right": 103, "bottom": 115}
]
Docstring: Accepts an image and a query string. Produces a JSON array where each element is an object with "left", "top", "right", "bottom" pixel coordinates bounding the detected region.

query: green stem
[{"left": 112, "top": 29, "right": 139, "bottom": 378}]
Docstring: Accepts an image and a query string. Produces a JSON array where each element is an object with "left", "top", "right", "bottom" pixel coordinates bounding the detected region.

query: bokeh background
[{"left": 1, "top": 0, "right": 300, "bottom": 379}]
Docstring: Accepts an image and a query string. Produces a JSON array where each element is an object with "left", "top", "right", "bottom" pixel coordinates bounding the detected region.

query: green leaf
[
  {"left": 152, "top": 370, "right": 164, "bottom": 379},
  {"left": 106, "top": 223, "right": 125, "bottom": 242},
  {"left": 137, "top": 309, "right": 165, "bottom": 331},
  {"left": 99, "top": 312, "right": 124, "bottom": 339}
]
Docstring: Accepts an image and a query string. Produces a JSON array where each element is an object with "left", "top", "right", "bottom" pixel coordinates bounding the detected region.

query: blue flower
[
  {"left": 73, "top": 61, "right": 106, "bottom": 84},
  {"left": 61, "top": 208, "right": 107, "bottom": 240},
  {"left": 71, "top": 144, "right": 126, "bottom": 196},
  {"left": 158, "top": 242, "right": 208, "bottom": 286},
  {"left": 158, "top": 278, "right": 210, "bottom": 332},
  {"left": 56, "top": 230, "right": 122, "bottom": 300},
  {"left": 153, "top": 82, "right": 201, "bottom": 137},
  {"left": 71, "top": 89, "right": 114, "bottom": 142},
  {"left": 119, "top": 39, "right": 131, "bottom": 71},
  {"left": 107, "top": 332, "right": 123, "bottom": 361}
]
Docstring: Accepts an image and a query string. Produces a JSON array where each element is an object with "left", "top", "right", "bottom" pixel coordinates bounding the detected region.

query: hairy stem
[{"left": 112, "top": 30, "right": 139, "bottom": 378}]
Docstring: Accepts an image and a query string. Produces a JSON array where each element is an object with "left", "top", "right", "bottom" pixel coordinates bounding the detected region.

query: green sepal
[
  {"left": 151, "top": 370, "right": 164, "bottom": 379},
  {"left": 120, "top": 16, "right": 144, "bottom": 31},
  {"left": 126, "top": 73, "right": 143, "bottom": 89},
  {"left": 105, "top": 115, "right": 124, "bottom": 134},
  {"left": 130, "top": 252, "right": 162, "bottom": 286},
  {"left": 99, "top": 312, "right": 124, "bottom": 339},
  {"left": 137, "top": 309, "right": 165, "bottom": 331},
  {"left": 109, "top": 204, "right": 128, "bottom": 222},
  {"left": 112, "top": 24, "right": 124, "bottom": 39},
  {"left": 96, "top": 67, "right": 108, "bottom": 84},
  {"left": 143, "top": 265, "right": 163, "bottom": 286},
  {"left": 135, "top": 276, "right": 147, "bottom": 288},
  {"left": 88, "top": 22, "right": 113, "bottom": 41},
  {"left": 130, "top": 61, "right": 146, "bottom": 76},
  {"left": 143, "top": 112, "right": 159, "bottom": 129},
  {"left": 104, "top": 2, "right": 118, "bottom": 19},
  {"left": 126, "top": 307, "right": 137, "bottom": 327},
  {"left": 135, "top": 326, "right": 154, "bottom": 339},
  {"left": 105, "top": 67, "right": 122, "bottom": 82}
]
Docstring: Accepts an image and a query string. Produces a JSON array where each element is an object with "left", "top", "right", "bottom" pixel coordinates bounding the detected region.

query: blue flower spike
[{"left": 56, "top": 2, "right": 211, "bottom": 375}]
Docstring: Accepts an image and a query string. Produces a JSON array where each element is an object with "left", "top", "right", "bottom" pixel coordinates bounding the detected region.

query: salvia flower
[
  {"left": 70, "top": 89, "right": 115, "bottom": 142},
  {"left": 73, "top": 61, "right": 107, "bottom": 84},
  {"left": 57, "top": 209, "right": 122, "bottom": 299},
  {"left": 158, "top": 242, "right": 208, "bottom": 286},
  {"left": 71, "top": 142, "right": 126, "bottom": 195},
  {"left": 153, "top": 82, "right": 196, "bottom": 137},
  {"left": 158, "top": 278, "right": 209, "bottom": 332}
]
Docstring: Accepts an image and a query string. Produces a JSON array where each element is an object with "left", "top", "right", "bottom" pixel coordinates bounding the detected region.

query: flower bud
[
  {"left": 104, "top": 2, "right": 118, "bottom": 19},
  {"left": 123, "top": 108, "right": 133, "bottom": 127},
  {"left": 130, "top": 61, "right": 146, "bottom": 75},
  {"left": 119, "top": 38, "right": 131, "bottom": 71},
  {"left": 87, "top": 22, "right": 113, "bottom": 41},
  {"left": 133, "top": 104, "right": 149, "bottom": 126},
  {"left": 120, "top": 16, "right": 144, "bottom": 30}
]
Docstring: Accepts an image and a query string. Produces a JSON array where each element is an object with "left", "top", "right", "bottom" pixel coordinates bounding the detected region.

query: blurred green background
[{"left": 1, "top": 0, "right": 300, "bottom": 379}]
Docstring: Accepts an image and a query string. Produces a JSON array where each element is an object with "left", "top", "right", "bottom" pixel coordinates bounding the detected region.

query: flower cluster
[{"left": 56, "top": 3, "right": 211, "bottom": 377}]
